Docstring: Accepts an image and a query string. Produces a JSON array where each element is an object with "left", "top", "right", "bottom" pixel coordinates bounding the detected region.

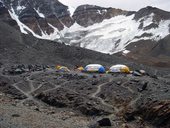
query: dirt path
[
  {"left": 91, "top": 78, "right": 115, "bottom": 110},
  {"left": 127, "top": 93, "right": 142, "bottom": 108},
  {"left": 91, "top": 80, "right": 111, "bottom": 98},
  {"left": 120, "top": 81, "right": 134, "bottom": 94},
  {"left": 33, "top": 82, "right": 45, "bottom": 92},
  {"left": 12, "top": 81, "right": 30, "bottom": 98},
  {"left": 12, "top": 79, "right": 39, "bottom": 106},
  {"left": 91, "top": 77, "right": 137, "bottom": 114},
  {"left": 43, "top": 81, "right": 69, "bottom": 93},
  {"left": 6, "top": 69, "right": 77, "bottom": 107},
  {"left": 90, "top": 77, "right": 136, "bottom": 114},
  {"left": 26, "top": 77, "right": 35, "bottom": 94},
  {"left": 10, "top": 70, "right": 56, "bottom": 106},
  {"left": 120, "top": 78, "right": 142, "bottom": 109}
]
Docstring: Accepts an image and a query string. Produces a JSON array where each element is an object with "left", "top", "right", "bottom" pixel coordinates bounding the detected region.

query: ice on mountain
[{"left": 34, "top": 8, "right": 45, "bottom": 18}]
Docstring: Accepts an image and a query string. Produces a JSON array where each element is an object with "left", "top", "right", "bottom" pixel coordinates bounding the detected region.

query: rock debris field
[{"left": 0, "top": 66, "right": 170, "bottom": 128}]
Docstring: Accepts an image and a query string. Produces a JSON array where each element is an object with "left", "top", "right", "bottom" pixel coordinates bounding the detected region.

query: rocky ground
[
  {"left": 0, "top": 2, "right": 170, "bottom": 127},
  {"left": 0, "top": 65, "right": 169, "bottom": 128}
]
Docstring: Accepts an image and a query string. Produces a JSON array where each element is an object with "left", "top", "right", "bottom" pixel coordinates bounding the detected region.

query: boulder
[
  {"left": 97, "top": 118, "right": 112, "bottom": 126},
  {"left": 124, "top": 112, "right": 135, "bottom": 122}
]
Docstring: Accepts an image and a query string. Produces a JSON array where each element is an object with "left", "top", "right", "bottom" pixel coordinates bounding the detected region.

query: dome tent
[
  {"left": 84, "top": 64, "right": 105, "bottom": 73},
  {"left": 108, "top": 64, "right": 130, "bottom": 73},
  {"left": 55, "top": 65, "right": 70, "bottom": 72},
  {"left": 77, "top": 66, "right": 84, "bottom": 71}
]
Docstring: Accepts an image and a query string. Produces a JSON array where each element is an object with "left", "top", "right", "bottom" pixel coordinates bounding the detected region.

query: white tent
[
  {"left": 84, "top": 64, "right": 105, "bottom": 73},
  {"left": 108, "top": 64, "right": 130, "bottom": 73}
]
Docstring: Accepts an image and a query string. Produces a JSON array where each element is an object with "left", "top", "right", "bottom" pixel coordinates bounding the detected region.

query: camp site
[
  {"left": 1, "top": 62, "right": 169, "bottom": 128},
  {"left": 1, "top": 0, "right": 170, "bottom": 126},
  {"left": 54, "top": 64, "right": 147, "bottom": 77}
]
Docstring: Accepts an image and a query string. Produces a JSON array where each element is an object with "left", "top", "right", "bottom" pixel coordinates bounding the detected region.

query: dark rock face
[
  {"left": 143, "top": 23, "right": 159, "bottom": 31},
  {"left": 137, "top": 101, "right": 170, "bottom": 127},
  {"left": 0, "top": 1, "right": 18, "bottom": 28},
  {"left": 134, "top": 33, "right": 153, "bottom": 39},
  {"left": 134, "top": 6, "right": 170, "bottom": 22},
  {"left": 135, "top": 84, "right": 170, "bottom": 127},
  {"left": 121, "top": 76, "right": 170, "bottom": 128},
  {"left": 73, "top": 5, "right": 107, "bottom": 27},
  {"left": 150, "top": 35, "right": 170, "bottom": 57},
  {"left": 0, "top": 1, "right": 8, "bottom": 19},
  {"left": 124, "top": 35, "right": 170, "bottom": 67},
  {"left": 73, "top": 4, "right": 128, "bottom": 27},
  {"left": 134, "top": 6, "right": 170, "bottom": 31},
  {"left": 2, "top": 0, "right": 74, "bottom": 35}
]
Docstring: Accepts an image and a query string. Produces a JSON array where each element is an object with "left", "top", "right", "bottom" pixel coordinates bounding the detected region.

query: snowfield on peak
[
  {"left": 61, "top": 15, "right": 140, "bottom": 54},
  {"left": 7, "top": 5, "right": 170, "bottom": 54},
  {"left": 61, "top": 14, "right": 170, "bottom": 54}
]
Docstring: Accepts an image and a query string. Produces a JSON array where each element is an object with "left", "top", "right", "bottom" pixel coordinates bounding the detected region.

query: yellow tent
[
  {"left": 77, "top": 66, "right": 84, "bottom": 71},
  {"left": 55, "top": 65, "right": 70, "bottom": 72},
  {"left": 108, "top": 64, "right": 130, "bottom": 73},
  {"left": 120, "top": 66, "right": 130, "bottom": 73}
]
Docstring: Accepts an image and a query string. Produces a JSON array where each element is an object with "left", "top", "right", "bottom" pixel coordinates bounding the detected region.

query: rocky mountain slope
[
  {"left": 119, "top": 35, "right": 170, "bottom": 67},
  {"left": 0, "top": 1, "right": 18, "bottom": 28},
  {"left": 1, "top": 0, "right": 170, "bottom": 67},
  {"left": 1, "top": 14, "right": 140, "bottom": 70},
  {"left": 0, "top": 1, "right": 170, "bottom": 128}
]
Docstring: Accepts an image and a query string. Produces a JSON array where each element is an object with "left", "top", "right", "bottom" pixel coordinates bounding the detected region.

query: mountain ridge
[{"left": 1, "top": 0, "right": 170, "bottom": 67}]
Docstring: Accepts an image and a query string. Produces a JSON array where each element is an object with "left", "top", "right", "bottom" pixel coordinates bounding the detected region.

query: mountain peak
[
  {"left": 73, "top": 4, "right": 128, "bottom": 27},
  {"left": 134, "top": 6, "right": 170, "bottom": 21},
  {"left": 75, "top": 4, "right": 107, "bottom": 11},
  {"left": 1, "top": 0, "right": 170, "bottom": 58}
]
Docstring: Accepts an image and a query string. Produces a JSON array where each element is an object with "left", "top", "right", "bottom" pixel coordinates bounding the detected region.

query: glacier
[{"left": 7, "top": 7, "right": 170, "bottom": 54}]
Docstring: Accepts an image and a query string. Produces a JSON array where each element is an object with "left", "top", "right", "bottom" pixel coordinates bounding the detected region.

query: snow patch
[
  {"left": 68, "top": 6, "right": 75, "bottom": 16},
  {"left": 17, "top": 5, "right": 26, "bottom": 11},
  {"left": 123, "top": 50, "right": 130, "bottom": 54},
  {"left": 8, "top": 7, "right": 60, "bottom": 40},
  {"left": 8, "top": 8, "right": 28, "bottom": 34},
  {"left": 58, "top": 0, "right": 75, "bottom": 17},
  {"left": 34, "top": 8, "right": 45, "bottom": 18},
  {"left": 122, "top": 50, "right": 130, "bottom": 56},
  {"left": 62, "top": 22, "right": 84, "bottom": 33},
  {"left": 97, "top": 10, "right": 102, "bottom": 14},
  {"left": 142, "top": 13, "right": 155, "bottom": 28}
]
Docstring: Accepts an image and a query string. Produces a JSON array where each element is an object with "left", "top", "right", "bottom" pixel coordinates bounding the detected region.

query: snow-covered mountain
[
  {"left": 1, "top": 0, "right": 170, "bottom": 55},
  {"left": 61, "top": 12, "right": 170, "bottom": 54}
]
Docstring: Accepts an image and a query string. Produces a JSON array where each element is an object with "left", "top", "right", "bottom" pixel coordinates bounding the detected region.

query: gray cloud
[{"left": 59, "top": 0, "right": 170, "bottom": 11}]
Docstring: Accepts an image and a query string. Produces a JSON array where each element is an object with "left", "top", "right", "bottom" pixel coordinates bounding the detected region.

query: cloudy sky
[{"left": 59, "top": 0, "right": 170, "bottom": 11}]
